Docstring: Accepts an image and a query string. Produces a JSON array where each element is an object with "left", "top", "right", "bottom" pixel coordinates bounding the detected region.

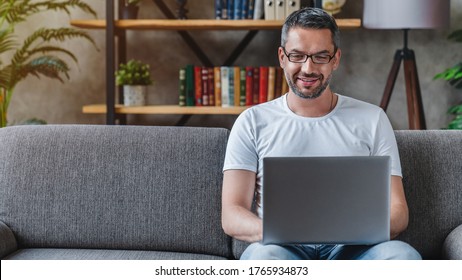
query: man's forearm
[{"left": 222, "top": 205, "right": 263, "bottom": 243}]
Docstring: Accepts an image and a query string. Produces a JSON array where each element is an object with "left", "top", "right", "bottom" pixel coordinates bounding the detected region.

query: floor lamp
[{"left": 363, "top": 0, "right": 450, "bottom": 129}]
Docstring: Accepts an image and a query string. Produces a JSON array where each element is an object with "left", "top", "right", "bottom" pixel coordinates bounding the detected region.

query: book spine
[
  {"left": 221, "top": 66, "right": 230, "bottom": 107},
  {"left": 201, "top": 67, "right": 209, "bottom": 106},
  {"left": 259, "top": 66, "right": 268, "bottom": 104},
  {"left": 222, "top": 0, "right": 229, "bottom": 19},
  {"left": 242, "top": 0, "right": 249, "bottom": 19},
  {"left": 185, "top": 64, "right": 195, "bottom": 106},
  {"left": 240, "top": 67, "right": 246, "bottom": 106},
  {"left": 215, "top": 0, "right": 222, "bottom": 19},
  {"left": 179, "top": 68, "right": 186, "bottom": 106},
  {"left": 234, "top": 67, "right": 241, "bottom": 107},
  {"left": 208, "top": 67, "right": 215, "bottom": 106},
  {"left": 194, "top": 66, "right": 203, "bottom": 106},
  {"left": 214, "top": 67, "right": 222, "bottom": 107},
  {"left": 285, "top": 0, "right": 300, "bottom": 18},
  {"left": 227, "top": 0, "right": 234, "bottom": 20},
  {"left": 247, "top": 0, "right": 255, "bottom": 19},
  {"left": 253, "top": 0, "right": 264, "bottom": 19},
  {"left": 274, "top": 67, "right": 283, "bottom": 98},
  {"left": 267, "top": 66, "right": 276, "bottom": 101},
  {"left": 281, "top": 69, "right": 288, "bottom": 95},
  {"left": 234, "top": 0, "right": 242, "bottom": 19},
  {"left": 228, "top": 67, "right": 235, "bottom": 106},
  {"left": 252, "top": 67, "right": 260, "bottom": 104},
  {"left": 245, "top": 66, "right": 254, "bottom": 106}
]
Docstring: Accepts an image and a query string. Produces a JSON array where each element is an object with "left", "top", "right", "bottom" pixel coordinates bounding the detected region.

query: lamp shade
[{"left": 363, "top": 0, "right": 450, "bottom": 29}]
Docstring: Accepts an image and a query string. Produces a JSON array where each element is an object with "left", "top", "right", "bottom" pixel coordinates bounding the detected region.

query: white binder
[
  {"left": 275, "top": 0, "right": 285, "bottom": 20},
  {"left": 285, "top": 0, "right": 300, "bottom": 17},
  {"left": 264, "top": 0, "right": 276, "bottom": 20}
]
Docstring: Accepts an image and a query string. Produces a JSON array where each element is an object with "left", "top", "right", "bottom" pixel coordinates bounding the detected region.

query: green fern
[
  {"left": 0, "top": 0, "right": 97, "bottom": 127},
  {"left": 434, "top": 29, "right": 462, "bottom": 129}
]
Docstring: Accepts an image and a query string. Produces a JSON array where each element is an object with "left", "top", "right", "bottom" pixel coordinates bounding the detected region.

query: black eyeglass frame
[{"left": 281, "top": 47, "right": 337, "bottom": 64}]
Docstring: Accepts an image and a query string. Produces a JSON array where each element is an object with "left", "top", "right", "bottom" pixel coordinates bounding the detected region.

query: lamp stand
[{"left": 380, "top": 29, "right": 426, "bottom": 129}]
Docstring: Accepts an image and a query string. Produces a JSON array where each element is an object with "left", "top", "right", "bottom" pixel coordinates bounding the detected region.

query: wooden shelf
[
  {"left": 83, "top": 104, "right": 249, "bottom": 115},
  {"left": 71, "top": 19, "right": 361, "bottom": 30}
]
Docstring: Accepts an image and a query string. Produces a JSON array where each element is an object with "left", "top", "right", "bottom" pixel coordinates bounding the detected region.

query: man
[{"left": 221, "top": 7, "right": 421, "bottom": 260}]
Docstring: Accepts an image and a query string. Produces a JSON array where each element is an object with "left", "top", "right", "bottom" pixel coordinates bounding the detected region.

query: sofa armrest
[
  {"left": 443, "top": 224, "right": 462, "bottom": 260},
  {"left": 0, "top": 221, "right": 17, "bottom": 259}
]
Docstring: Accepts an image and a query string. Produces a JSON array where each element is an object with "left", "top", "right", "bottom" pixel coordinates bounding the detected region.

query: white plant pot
[{"left": 123, "top": 85, "right": 147, "bottom": 106}]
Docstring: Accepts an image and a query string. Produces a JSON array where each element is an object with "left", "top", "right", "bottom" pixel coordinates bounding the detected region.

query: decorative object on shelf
[
  {"left": 363, "top": 0, "right": 450, "bottom": 130},
  {"left": 322, "top": 0, "right": 346, "bottom": 15},
  {"left": 434, "top": 29, "right": 462, "bottom": 129},
  {"left": 176, "top": 0, "right": 188, "bottom": 19},
  {"left": 115, "top": 59, "right": 153, "bottom": 106},
  {"left": 121, "top": 0, "right": 142, "bottom": 19},
  {"left": 0, "top": 0, "right": 97, "bottom": 128}
]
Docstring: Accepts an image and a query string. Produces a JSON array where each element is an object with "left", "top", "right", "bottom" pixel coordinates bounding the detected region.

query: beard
[{"left": 285, "top": 71, "right": 332, "bottom": 99}]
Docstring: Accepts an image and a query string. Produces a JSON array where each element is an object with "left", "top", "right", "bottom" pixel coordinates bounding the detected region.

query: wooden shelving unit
[
  {"left": 71, "top": 18, "right": 361, "bottom": 30},
  {"left": 74, "top": 0, "right": 361, "bottom": 125}
]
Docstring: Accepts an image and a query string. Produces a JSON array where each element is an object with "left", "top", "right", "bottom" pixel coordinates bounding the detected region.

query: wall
[{"left": 5, "top": 0, "right": 462, "bottom": 130}]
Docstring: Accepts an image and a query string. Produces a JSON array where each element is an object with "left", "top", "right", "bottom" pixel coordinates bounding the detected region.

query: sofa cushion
[
  {"left": 3, "top": 248, "right": 227, "bottom": 260},
  {"left": 0, "top": 125, "right": 231, "bottom": 259},
  {"left": 395, "top": 130, "right": 462, "bottom": 259},
  {"left": 443, "top": 224, "right": 462, "bottom": 259}
]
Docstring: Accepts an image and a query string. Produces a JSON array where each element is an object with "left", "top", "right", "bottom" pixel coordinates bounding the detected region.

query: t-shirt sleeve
[
  {"left": 222, "top": 111, "right": 259, "bottom": 173},
  {"left": 373, "top": 109, "right": 402, "bottom": 177}
]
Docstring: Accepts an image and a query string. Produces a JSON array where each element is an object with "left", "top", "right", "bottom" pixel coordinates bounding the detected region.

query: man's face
[{"left": 279, "top": 27, "right": 341, "bottom": 99}]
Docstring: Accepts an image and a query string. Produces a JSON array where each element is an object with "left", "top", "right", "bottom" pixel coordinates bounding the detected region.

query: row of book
[
  {"left": 215, "top": 0, "right": 261, "bottom": 20},
  {"left": 215, "top": 0, "right": 305, "bottom": 20},
  {"left": 178, "top": 65, "right": 289, "bottom": 107}
]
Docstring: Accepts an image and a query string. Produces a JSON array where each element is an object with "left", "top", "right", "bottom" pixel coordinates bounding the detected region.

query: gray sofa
[{"left": 0, "top": 125, "right": 461, "bottom": 260}]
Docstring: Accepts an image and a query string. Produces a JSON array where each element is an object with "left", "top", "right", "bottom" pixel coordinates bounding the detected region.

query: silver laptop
[{"left": 262, "top": 156, "right": 391, "bottom": 245}]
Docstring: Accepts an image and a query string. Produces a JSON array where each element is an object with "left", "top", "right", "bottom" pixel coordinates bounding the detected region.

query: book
[
  {"left": 245, "top": 66, "right": 254, "bottom": 106},
  {"left": 215, "top": 0, "right": 222, "bottom": 19},
  {"left": 208, "top": 67, "right": 215, "bottom": 106},
  {"left": 234, "top": 67, "right": 241, "bottom": 107},
  {"left": 274, "top": 67, "right": 283, "bottom": 99},
  {"left": 234, "top": 0, "right": 242, "bottom": 19},
  {"left": 185, "top": 65, "right": 195, "bottom": 106},
  {"left": 267, "top": 66, "right": 276, "bottom": 101},
  {"left": 281, "top": 70, "right": 288, "bottom": 95},
  {"left": 242, "top": 0, "right": 249, "bottom": 19},
  {"left": 247, "top": 0, "right": 255, "bottom": 19},
  {"left": 222, "top": 0, "right": 229, "bottom": 19},
  {"left": 240, "top": 67, "right": 246, "bottom": 106},
  {"left": 228, "top": 66, "right": 235, "bottom": 106},
  {"left": 221, "top": 66, "right": 230, "bottom": 107},
  {"left": 253, "top": 0, "right": 264, "bottom": 19},
  {"left": 179, "top": 68, "right": 186, "bottom": 106},
  {"left": 214, "top": 67, "right": 222, "bottom": 106},
  {"left": 194, "top": 66, "right": 203, "bottom": 106},
  {"left": 252, "top": 67, "right": 260, "bottom": 104},
  {"left": 201, "top": 67, "right": 209, "bottom": 106},
  {"left": 227, "top": 0, "right": 234, "bottom": 19},
  {"left": 259, "top": 66, "right": 268, "bottom": 104}
]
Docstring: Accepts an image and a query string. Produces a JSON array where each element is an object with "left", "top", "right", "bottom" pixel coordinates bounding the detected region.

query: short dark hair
[{"left": 281, "top": 7, "right": 340, "bottom": 52}]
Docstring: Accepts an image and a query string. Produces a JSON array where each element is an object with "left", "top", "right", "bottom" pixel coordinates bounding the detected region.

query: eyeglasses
[{"left": 281, "top": 47, "right": 336, "bottom": 64}]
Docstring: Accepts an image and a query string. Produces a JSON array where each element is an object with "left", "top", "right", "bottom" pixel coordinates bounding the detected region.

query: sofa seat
[{"left": 4, "top": 248, "right": 227, "bottom": 260}]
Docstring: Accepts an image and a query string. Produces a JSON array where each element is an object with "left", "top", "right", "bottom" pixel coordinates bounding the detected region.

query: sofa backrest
[
  {"left": 0, "top": 125, "right": 231, "bottom": 258},
  {"left": 395, "top": 130, "right": 462, "bottom": 259}
]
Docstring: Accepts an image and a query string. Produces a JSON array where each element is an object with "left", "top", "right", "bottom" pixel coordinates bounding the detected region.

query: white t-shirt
[{"left": 223, "top": 93, "right": 401, "bottom": 218}]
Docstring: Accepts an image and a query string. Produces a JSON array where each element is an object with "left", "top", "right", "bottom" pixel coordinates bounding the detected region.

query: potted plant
[
  {"left": 121, "top": 0, "right": 143, "bottom": 19},
  {"left": 434, "top": 29, "right": 462, "bottom": 129},
  {"left": 115, "top": 59, "right": 153, "bottom": 106},
  {"left": 0, "top": 0, "right": 97, "bottom": 128}
]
